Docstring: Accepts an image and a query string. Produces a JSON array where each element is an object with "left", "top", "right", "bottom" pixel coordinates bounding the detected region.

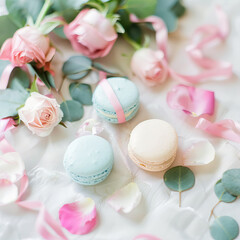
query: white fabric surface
[{"left": 1, "top": 0, "right": 240, "bottom": 239}]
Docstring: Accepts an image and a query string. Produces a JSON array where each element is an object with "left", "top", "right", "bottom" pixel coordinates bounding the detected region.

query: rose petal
[
  {"left": 0, "top": 179, "right": 18, "bottom": 205},
  {"left": 107, "top": 182, "right": 142, "bottom": 213},
  {"left": 59, "top": 198, "right": 97, "bottom": 235},
  {"left": 0, "top": 118, "right": 15, "bottom": 141},
  {"left": 167, "top": 84, "right": 215, "bottom": 117},
  {"left": 196, "top": 118, "right": 240, "bottom": 143},
  {"left": 0, "top": 152, "right": 25, "bottom": 183},
  {"left": 76, "top": 119, "right": 104, "bottom": 137},
  {"left": 183, "top": 139, "right": 215, "bottom": 166}
]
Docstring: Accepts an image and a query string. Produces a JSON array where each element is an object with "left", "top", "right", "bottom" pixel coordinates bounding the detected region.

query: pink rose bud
[
  {"left": 64, "top": 9, "right": 117, "bottom": 59},
  {"left": 0, "top": 26, "right": 55, "bottom": 70},
  {"left": 131, "top": 48, "right": 168, "bottom": 86},
  {"left": 18, "top": 92, "right": 63, "bottom": 137}
]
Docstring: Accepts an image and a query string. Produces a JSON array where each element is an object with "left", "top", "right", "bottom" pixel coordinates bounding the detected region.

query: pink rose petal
[
  {"left": 167, "top": 84, "right": 215, "bottom": 117},
  {"left": 0, "top": 179, "right": 18, "bottom": 205},
  {"left": 59, "top": 198, "right": 97, "bottom": 235},
  {"left": 183, "top": 139, "right": 215, "bottom": 166},
  {"left": 107, "top": 182, "right": 142, "bottom": 213},
  {"left": 0, "top": 152, "right": 25, "bottom": 183},
  {"left": 196, "top": 118, "right": 240, "bottom": 143}
]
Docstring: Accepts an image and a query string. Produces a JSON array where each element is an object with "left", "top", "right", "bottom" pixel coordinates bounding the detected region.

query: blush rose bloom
[
  {"left": 64, "top": 9, "right": 117, "bottom": 59},
  {"left": 0, "top": 26, "right": 55, "bottom": 71},
  {"left": 131, "top": 48, "right": 168, "bottom": 86},
  {"left": 18, "top": 93, "right": 63, "bottom": 137}
]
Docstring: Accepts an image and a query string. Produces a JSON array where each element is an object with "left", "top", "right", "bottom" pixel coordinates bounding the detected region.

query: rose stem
[
  {"left": 35, "top": 0, "right": 52, "bottom": 28},
  {"left": 208, "top": 201, "right": 221, "bottom": 221},
  {"left": 179, "top": 191, "right": 182, "bottom": 208}
]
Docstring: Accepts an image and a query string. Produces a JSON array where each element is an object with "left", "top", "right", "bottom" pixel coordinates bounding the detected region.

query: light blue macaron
[
  {"left": 63, "top": 135, "right": 114, "bottom": 185},
  {"left": 92, "top": 77, "right": 139, "bottom": 124}
]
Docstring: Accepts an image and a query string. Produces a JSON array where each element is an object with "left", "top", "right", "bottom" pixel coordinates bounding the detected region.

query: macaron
[
  {"left": 128, "top": 119, "right": 178, "bottom": 172},
  {"left": 92, "top": 77, "right": 139, "bottom": 124},
  {"left": 63, "top": 135, "right": 114, "bottom": 185}
]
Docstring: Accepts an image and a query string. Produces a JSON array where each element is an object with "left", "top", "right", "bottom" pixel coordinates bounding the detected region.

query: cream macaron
[{"left": 128, "top": 119, "right": 178, "bottom": 172}]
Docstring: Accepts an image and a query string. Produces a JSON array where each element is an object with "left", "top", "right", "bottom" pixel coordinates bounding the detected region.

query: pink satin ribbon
[
  {"left": 130, "top": 6, "right": 232, "bottom": 84},
  {"left": 0, "top": 64, "right": 15, "bottom": 89},
  {"left": 0, "top": 118, "right": 15, "bottom": 153},
  {"left": 134, "top": 234, "right": 162, "bottom": 240},
  {"left": 99, "top": 71, "right": 126, "bottom": 123},
  {"left": 196, "top": 118, "right": 240, "bottom": 143}
]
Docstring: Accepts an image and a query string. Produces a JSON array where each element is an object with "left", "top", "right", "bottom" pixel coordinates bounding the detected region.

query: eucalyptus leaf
[
  {"left": 53, "top": 26, "right": 67, "bottom": 39},
  {"left": 214, "top": 180, "right": 237, "bottom": 203},
  {"left": 0, "top": 89, "right": 29, "bottom": 118},
  {"left": 6, "top": 0, "right": 45, "bottom": 28},
  {"left": 126, "top": 0, "right": 157, "bottom": 19},
  {"left": 222, "top": 169, "right": 240, "bottom": 196},
  {"left": 62, "top": 56, "right": 92, "bottom": 80},
  {"left": 69, "top": 83, "right": 92, "bottom": 105},
  {"left": 92, "top": 62, "right": 120, "bottom": 75},
  {"left": 210, "top": 216, "right": 239, "bottom": 240},
  {"left": 8, "top": 67, "right": 30, "bottom": 92},
  {"left": 0, "top": 15, "right": 18, "bottom": 47},
  {"left": 60, "top": 100, "right": 84, "bottom": 122},
  {"left": 164, "top": 166, "right": 195, "bottom": 192}
]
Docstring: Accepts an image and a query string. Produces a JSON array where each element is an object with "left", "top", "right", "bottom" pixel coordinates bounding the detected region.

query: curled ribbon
[
  {"left": 99, "top": 71, "right": 126, "bottom": 123},
  {"left": 134, "top": 234, "right": 162, "bottom": 240},
  {"left": 130, "top": 5, "right": 232, "bottom": 84}
]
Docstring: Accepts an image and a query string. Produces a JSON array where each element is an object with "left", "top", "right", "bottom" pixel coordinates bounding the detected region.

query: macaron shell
[
  {"left": 129, "top": 119, "right": 178, "bottom": 164},
  {"left": 63, "top": 135, "right": 114, "bottom": 185},
  {"left": 128, "top": 144, "right": 176, "bottom": 172}
]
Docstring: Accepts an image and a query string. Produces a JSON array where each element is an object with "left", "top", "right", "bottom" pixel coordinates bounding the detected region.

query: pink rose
[
  {"left": 131, "top": 48, "right": 168, "bottom": 86},
  {"left": 18, "top": 92, "right": 63, "bottom": 137},
  {"left": 0, "top": 26, "right": 55, "bottom": 70},
  {"left": 64, "top": 9, "right": 117, "bottom": 59}
]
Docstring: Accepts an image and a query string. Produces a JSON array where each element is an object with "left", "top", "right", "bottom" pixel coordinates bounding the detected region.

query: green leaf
[
  {"left": 222, "top": 169, "right": 240, "bottom": 196},
  {"left": 0, "top": 89, "right": 29, "bottom": 118},
  {"left": 27, "top": 65, "right": 55, "bottom": 89},
  {"left": 171, "top": 1, "right": 186, "bottom": 18},
  {"left": 214, "top": 179, "right": 237, "bottom": 203},
  {"left": 126, "top": 0, "right": 157, "bottom": 19},
  {"left": 0, "top": 15, "right": 18, "bottom": 47},
  {"left": 53, "top": 26, "right": 67, "bottom": 39},
  {"left": 69, "top": 83, "right": 92, "bottom": 105},
  {"left": 39, "top": 20, "right": 64, "bottom": 35},
  {"left": 6, "top": 0, "right": 45, "bottom": 28},
  {"left": 118, "top": 9, "right": 131, "bottom": 29},
  {"left": 125, "top": 23, "right": 143, "bottom": 44},
  {"left": 164, "top": 166, "right": 195, "bottom": 192},
  {"left": 52, "top": 0, "right": 88, "bottom": 11},
  {"left": 8, "top": 67, "right": 30, "bottom": 92},
  {"left": 30, "top": 77, "right": 39, "bottom": 93},
  {"left": 210, "top": 216, "right": 239, "bottom": 240},
  {"left": 92, "top": 62, "right": 120, "bottom": 75},
  {"left": 62, "top": 56, "right": 92, "bottom": 80},
  {"left": 60, "top": 100, "right": 84, "bottom": 122}
]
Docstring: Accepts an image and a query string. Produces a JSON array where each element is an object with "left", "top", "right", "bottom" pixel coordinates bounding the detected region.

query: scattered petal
[
  {"left": 0, "top": 179, "right": 18, "bottom": 205},
  {"left": 196, "top": 118, "right": 240, "bottom": 143},
  {"left": 76, "top": 119, "right": 104, "bottom": 137},
  {"left": 167, "top": 84, "right": 215, "bottom": 117},
  {"left": 59, "top": 198, "right": 97, "bottom": 235},
  {"left": 107, "top": 182, "right": 142, "bottom": 213},
  {"left": 183, "top": 139, "right": 215, "bottom": 166},
  {"left": 0, "top": 152, "right": 25, "bottom": 183},
  {"left": 0, "top": 118, "right": 15, "bottom": 141}
]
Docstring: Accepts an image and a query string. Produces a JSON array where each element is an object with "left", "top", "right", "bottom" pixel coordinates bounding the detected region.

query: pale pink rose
[
  {"left": 131, "top": 48, "right": 168, "bottom": 86},
  {"left": 18, "top": 92, "right": 63, "bottom": 137},
  {"left": 64, "top": 9, "right": 117, "bottom": 59},
  {"left": 0, "top": 26, "right": 55, "bottom": 71}
]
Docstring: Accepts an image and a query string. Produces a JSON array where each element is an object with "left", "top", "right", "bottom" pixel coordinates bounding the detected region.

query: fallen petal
[
  {"left": 107, "top": 182, "right": 142, "bottom": 213},
  {"left": 0, "top": 152, "right": 25, "bottom": 183},
  {"left": 183, "top": 139, "right": 215, "bottom": 166},
  {"left": 59, "top": 198, "right": 97, "bottom": 235},
  {"left": 0, "top": 179, "right": 18, "bottom": 205},
  {"left": 77, "top": 119, "right": 104, "bottom": 137},
  {"left": 167, "top": 84, "right": 215, "bottom": 117},
  {"left": 196, "top": 118, "right": 240, "bottom": 143}
]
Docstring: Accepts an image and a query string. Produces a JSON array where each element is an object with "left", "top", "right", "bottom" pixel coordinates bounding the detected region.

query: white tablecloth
[{"left": 1, "top": 0, "right": 240, "bottom": 239}]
